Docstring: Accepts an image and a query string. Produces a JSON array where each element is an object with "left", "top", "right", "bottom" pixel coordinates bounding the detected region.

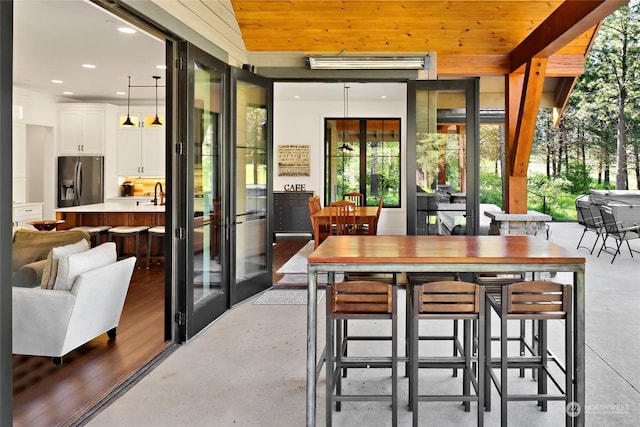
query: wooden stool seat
[
  {"left": 73, "top": 225, "right": 112, "bottom": 246},
  {"left": 108, "top": 226, "right": 150, "bottom": 267},
  {"left": 147, "top": 226, "right": 165, "bottom": 269}
]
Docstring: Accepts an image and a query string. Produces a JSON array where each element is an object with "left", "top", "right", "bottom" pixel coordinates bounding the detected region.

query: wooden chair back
[
  {"left": 308, "top": 196, "right": 321, "bottom": 215},
  {"left": 504, "top": 281, "right": 571, "bottom": 319},
  {"left": 417, "top": 280, "right": 480, "bottom": 317},
  {"left": 343, "top": 192, "right": 364, "bottom": 206},
  {"left": 329, "top": 200, "right": 356, "bottom": 235},
  {"left": 330, "top": 280, "right": 393, "bottom": 315}
]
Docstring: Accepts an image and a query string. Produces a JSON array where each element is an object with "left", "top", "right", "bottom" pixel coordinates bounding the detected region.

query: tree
[{"left": 575, "top": 1, "right": 640, "bottom": 189}]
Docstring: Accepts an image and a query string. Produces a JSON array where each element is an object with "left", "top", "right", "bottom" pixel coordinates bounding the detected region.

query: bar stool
[
  {"left": 325, "top": 275, "right": 398, "bottom": 427},
  {"left": 408, "top": 280, "right": 485, "bottom": 427},
  {"left": 484, "top": 281, "right": 573, "bottom": 426},
  {"left": 146, "top": 226, "right": 165, "bottom": 269},
  {"left": 72, "top": 225, "right": 112, "bottom": 247},
  {"left": 108, "top": 225, "right": 149, "bottom": 267}
]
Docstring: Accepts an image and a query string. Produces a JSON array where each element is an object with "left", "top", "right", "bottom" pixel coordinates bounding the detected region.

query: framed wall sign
[{"left": 278, "top": 144, "right": 310, "bottom": 176}]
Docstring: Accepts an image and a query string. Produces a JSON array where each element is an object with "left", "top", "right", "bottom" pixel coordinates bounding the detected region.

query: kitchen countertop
[{"left": 56, "top": 202, "right": 165, "bottom": 213}]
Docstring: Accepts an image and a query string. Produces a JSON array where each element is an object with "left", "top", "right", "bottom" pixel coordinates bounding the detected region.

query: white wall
[{"left": 273, "top": 82, "right": 407, "bottom": 235}]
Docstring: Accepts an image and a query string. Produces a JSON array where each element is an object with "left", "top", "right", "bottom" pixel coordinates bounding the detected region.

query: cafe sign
[{"left": 278, "top": 144, "right": 310, "bottom": 177}]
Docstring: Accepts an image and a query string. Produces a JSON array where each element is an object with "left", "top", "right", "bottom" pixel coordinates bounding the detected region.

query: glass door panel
[
  {"left": 230, "top": 69, "right": 272, "bottom": 304},
  {"left": 408, "top": 80, "right": 479, "bottom": 236},
  {"left": 182, "top": 43, "right": 228, "bottom": 338}
]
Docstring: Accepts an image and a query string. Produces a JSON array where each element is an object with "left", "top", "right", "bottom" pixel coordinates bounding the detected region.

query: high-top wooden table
[
  {"left": 309, "top": 206, "right": 378, "bottom": 248},
  {"left": 306, "top": 235, "right": 586, "bottom": 427}
]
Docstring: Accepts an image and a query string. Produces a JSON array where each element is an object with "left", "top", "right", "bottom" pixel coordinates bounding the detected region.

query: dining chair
[
  {"left": 325, "top": 275, "right": 398, "bottom": 427},
  {"left": 597, "top": 204, "right": 640, "bottom": 263},
  {"left": 343, "top": 192, "right": 364, "bottom": 206},
  {"left": 329, "top": 200, "right": 356, "bottom": 235},
  {"left": 485, "top": 281, "right": 573, "bottom": 427},
  {"left": 409, "top": 280, "right": 484, "bottom": 427},
  {"left": 308, "top": 196, "right": 329, "bottom": 244}
]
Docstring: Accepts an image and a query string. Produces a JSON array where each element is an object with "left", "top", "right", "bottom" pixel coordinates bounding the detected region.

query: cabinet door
[
  {"left": 58, "top": 110, "right": 84, "bottom": 154},
  {"left": 140, "top": 129, "right": 165, "bottom": 176},
  {"left": 117, "top": 131, "right": 142, "bottom": 176},
  {"left": 81, "top": 111, "right": 105, "bottom": 154}
]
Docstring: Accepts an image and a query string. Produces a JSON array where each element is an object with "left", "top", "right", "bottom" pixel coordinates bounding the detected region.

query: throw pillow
[
  {"left": 40, "top": 239, "right": 90, "bottom": 289},
  {"left": 53, "top": 242, "right": 117, "bottom": 291},
  {"left": 12, "top": 228, "right": 91, "bottom": 272}
]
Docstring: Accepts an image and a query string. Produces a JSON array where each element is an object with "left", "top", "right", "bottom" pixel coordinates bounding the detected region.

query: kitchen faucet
[{"left": 152, "top": 181, "right": 164, "bottom": 206}]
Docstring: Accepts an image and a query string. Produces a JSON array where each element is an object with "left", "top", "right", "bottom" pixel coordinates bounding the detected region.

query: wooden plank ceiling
[{"left": 231, "top": 0, "right": 620, "bottom": 78}]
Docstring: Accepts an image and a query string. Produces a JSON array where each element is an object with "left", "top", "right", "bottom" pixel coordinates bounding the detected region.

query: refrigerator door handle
[{"left": 74, "top": 161, "right": 82, "bottom": 205}]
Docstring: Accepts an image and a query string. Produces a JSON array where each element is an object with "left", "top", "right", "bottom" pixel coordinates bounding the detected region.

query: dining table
[
  {"left": 309, "top": 205, "right": 379, "bottom": 248},
  {"left": 305, "top": 235, "right": 586, "bottom": 427}
]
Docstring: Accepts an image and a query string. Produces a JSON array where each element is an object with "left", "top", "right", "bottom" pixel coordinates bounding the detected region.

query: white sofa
[{"left": 12, "top": 242, "right": 136, "bottom": 364}]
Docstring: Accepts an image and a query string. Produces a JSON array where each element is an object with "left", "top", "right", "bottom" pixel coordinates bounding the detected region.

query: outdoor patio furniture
[
  {"left": 408, "top": 280, "right": 485, "bottom": 427},
  {"left": 325, "top": 276, "right": 398, "bottom": 426},
  {"left": 575, "top": 200, "right": 604, "bottom": 254},
  {"left": 485, "top": 281, "right": 573, "bottom": 427},
  {"left": 597, "top": 204, "right": 640, "bottom": 263}
]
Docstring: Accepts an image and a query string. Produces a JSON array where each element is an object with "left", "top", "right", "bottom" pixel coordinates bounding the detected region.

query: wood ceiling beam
[
  {"left": 505, "top": 58, "right": 547, "bottom": 213},
  {"left": 510, "top": 0, "right": 626, "bottom": 72}
]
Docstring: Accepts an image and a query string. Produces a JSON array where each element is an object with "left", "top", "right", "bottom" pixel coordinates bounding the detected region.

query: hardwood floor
[
  {"left": 13, "top": 266, "right": 169, "bottom": 427},
  {"left": 12, "top": 235, "right": 309, "bottom": 426}
]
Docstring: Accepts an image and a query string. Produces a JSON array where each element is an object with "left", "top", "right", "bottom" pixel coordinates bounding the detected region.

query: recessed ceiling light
[
  {"left": 156, "top": 65, "right": 166, "bottom": 70},
  {"left": 116, "top": 91, "right": 126, "bottom": 96},
  {"left": 51, "top": 79, "right": 63, "bottom": 84},
  {"left": 294, "top": 95, "right": 300, "bottom": 99},
  {"left": 381, "top": 95, "right": 387, "bottom": 99},
  {"left": 63, "top": 91, "right": 73, "bottom": 95},
  {"left": 118, "top": 27, "right": 136, "bottom": 34},
  {"left": 82, "top": 64, "right": 96, "bottom": 69}
]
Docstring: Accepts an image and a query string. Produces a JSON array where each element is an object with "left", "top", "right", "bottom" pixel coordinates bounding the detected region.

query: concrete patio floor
[{"left": 87, "top": 222, "right": 640, "bottom": 426}]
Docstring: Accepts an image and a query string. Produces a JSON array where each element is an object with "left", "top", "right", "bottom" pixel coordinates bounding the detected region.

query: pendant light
[
  {"left": 122, "top": 75, "right": 135, "bottom": 127},
  {"left": 151, "top": 75, "right": 162, "bottom": 127},
  {"left": 340, "top": 84, "right": 353, "bottom": 153}
]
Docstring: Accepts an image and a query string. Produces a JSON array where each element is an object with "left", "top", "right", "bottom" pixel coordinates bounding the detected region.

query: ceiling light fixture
[
  {"left": 122, "top": 75, "right": 165, "bottom": 127},
  {"left": 151, "top": 76, "right": 162, "bottom": 127},
  {"left": 306, "top": 56, "right": 428, "bottom": 70},
  {"left": 122, "top": 75, "right": 135, "bottom": 127},
  {"left": 118, "top": 27, "right": 136, "bottom": 34}
]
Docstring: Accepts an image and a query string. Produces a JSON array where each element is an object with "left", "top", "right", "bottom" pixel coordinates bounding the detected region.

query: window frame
[{"left": 324, "top": 117, "right": 402, "bottom": 208}]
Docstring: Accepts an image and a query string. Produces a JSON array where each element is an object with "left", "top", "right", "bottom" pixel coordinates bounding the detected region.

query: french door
[
  {"left": 177, "top": 43, "right": 273, "bottom": 339},
  {"left": 178, "top": 42, "right": 229, "bottom": 339},
  {"left": 229, "top": 68, "right": 272, "bottom": 304},
  {"left": 406, "top": 79, "right": 480, "bottom": 236}
]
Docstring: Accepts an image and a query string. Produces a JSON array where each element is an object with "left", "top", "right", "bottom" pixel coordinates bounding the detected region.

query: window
[{"left": 325, "top": 118, "right": 401, "bottom": 207}]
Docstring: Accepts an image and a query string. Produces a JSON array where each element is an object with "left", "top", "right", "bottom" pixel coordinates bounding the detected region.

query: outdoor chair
[
  {"left": 408, "top": 280, "right": 485, "bottom": 427},
  {"left": 575, "top": 200, "right": 604, "bottom": 254},
  {"left": 597, "top": 204, "right": 640, "bottom": 263},
  {"left": 325, "top": 275, "right": 398, "bottom": 426},
  {"left": 485, "top": 281, "right": 573, "bottom": 427}
]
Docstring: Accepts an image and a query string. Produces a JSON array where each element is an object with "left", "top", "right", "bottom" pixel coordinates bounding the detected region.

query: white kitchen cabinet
[
  {"left": 13, "top": 203, "right": 44, "bottom": 227},
  {"left": 57, "top": 104, "right": 117, "bottom": 155},
  {"left": 116, "top": 109, "right": 165, "bottom": 177}
]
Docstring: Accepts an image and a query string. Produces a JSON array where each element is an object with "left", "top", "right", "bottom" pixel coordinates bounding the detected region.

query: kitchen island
[{"left": 56, "top": 202, "right": 165, "bottom": 255}]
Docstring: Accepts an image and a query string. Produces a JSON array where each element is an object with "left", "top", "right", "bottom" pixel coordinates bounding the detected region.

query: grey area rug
[
  {"left": 277, "top": 273, "right": 344, "bottom": 284},
  {"left": 253, "top": 289, "right": 325, "bottom": 305}
]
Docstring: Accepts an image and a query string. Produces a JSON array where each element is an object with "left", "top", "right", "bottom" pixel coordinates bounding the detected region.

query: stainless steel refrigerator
[{"left": 57, "top": 156, "right": 104, "bottom": 207}]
